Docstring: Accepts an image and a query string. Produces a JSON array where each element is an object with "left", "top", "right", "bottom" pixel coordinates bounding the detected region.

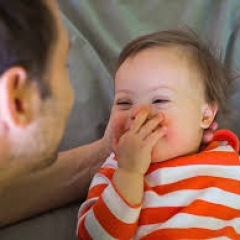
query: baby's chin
[
  {"left": 151, "top": 150, "right": 169, "bottom": 163},
  {"left": 151, "top": 146, "right": 200, "bottom": 163},
  {"left": 151, "top": 147, "right": 184, "bottom": 163}
]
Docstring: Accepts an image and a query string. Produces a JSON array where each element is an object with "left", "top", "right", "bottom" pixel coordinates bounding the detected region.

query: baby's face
[{"left": 112, "top": 46, "right": 216, "bottom": 162}]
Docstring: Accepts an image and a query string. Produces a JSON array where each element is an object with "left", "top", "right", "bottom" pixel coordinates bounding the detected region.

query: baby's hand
[{"left": 115, "top": 111, "right": 166, "bottom": 175}]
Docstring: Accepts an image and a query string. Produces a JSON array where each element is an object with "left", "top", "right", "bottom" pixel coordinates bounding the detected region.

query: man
[
  {"left": 0, "top": 0, "right": 111, "bottom": 227},
  {"left": 0, "top": 0, "right": 216, "bottom": 227}
]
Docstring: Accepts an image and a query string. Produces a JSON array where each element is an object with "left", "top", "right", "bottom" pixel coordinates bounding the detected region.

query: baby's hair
[{"left": 115, "top": 29, "right": 236, "bottom": 118}]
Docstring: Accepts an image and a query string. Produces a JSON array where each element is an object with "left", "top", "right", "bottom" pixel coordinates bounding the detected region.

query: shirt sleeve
[{"left": 76, "top": 153, "right": 142, "bottom": 240}]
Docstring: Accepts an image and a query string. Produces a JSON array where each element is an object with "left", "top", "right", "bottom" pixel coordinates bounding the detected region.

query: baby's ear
[{"left": 200, "top": 103, "right": 218, "bottom": 129}]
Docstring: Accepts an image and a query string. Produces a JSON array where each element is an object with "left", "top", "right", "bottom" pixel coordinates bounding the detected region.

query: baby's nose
[
  {"left": 125, "top": 105, "right": 156, "bottom": 130},
  {"left": 131, "top": 105, "right": 152, "bottom": 119},
  {"left": 132, "top": 104, "right": 161, "bottom": 121}
]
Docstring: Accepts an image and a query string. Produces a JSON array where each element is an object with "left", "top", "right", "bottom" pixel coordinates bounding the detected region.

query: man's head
[
  {"left": 0, "top": 0, "right": 56, "bottom": 97},
  {"left": 112, "top": 30, "right": 234, "bottom": 162},
  {"left": 0, "top": 0, "right": 73, "bottom": 169}
]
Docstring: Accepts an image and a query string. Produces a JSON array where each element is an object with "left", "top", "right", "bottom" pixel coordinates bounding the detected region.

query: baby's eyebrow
[
  {"left": 148, "top": 86, "right": 176, "bottom": 93},
  {"left": 115, "top": 89, "right": 134, "bottom": 94}
]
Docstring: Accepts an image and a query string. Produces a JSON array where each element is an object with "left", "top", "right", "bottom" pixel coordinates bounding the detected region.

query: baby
[{"left": 77, "top": 30, "right": 240, "bottom": 239}]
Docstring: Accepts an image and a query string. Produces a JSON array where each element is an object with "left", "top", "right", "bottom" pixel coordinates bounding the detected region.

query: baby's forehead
[
  {"left": 155, "top": 45, "right": 207, "bottom": 91},
  {"left": 152, "top": 44, "right": 205, "bottom": 75},
  {"left": 162, "top": 44, "right": 206, "bottom": 78},
  {"left": 117, "top": 45, "right": 206, "bottom": 91},
  {"left": 134, "top": 44, "right": 203, "bottom": 71},
  {"left": 157, "top": 44, "right": 199, "bottom": 63}
]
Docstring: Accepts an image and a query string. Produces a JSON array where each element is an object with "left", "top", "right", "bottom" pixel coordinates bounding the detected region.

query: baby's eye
[
  {"left": 116, "top": 101, "right": 132, "bottom": 105},
  {"left": 115, "top": 100, "right": 133, "bottom": 110},
  {"left": 152, "top": 99, "right": 169, "bottom": 104}
]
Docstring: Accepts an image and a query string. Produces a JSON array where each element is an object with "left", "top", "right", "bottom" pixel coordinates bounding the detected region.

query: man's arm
[{"left": 0, "top": 138, "right": 110, "bottom": 227}]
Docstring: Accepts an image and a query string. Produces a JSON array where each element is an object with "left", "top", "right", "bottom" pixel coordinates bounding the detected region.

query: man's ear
[
  {"left": 200, "top": 103, "right": 218, "bottom": 129},
  {"left": 0, "top": 67, "right": 40, "bottom": 127}
]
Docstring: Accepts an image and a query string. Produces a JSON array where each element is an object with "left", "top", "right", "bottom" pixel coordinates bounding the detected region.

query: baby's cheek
[
  {"left": 151, "top": 119, "right": 170, "bottom": 162},
  {"left": 112, "top": 114, "right": 127, "bottom": 143}
]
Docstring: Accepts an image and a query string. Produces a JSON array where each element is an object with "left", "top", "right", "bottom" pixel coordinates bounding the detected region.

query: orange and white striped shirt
[{"left": 77, "top": 130, "right": 240, "bottom": 239}]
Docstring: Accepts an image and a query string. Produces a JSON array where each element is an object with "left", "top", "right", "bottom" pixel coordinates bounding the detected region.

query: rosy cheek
[
  {"left": 162, "top": 117, "right": 170, "bottom": 139},
  {"left": 161, "top": 116, "right": 176, "bottom": 144},
  {"left": 111, "top": 113, "right": 128, "bottom": 148},
  {"left": 151, "top": 150, "right": 159, "bottom": 162}
]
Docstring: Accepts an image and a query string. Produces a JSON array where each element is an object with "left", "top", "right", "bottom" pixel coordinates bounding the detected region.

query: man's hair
[
  {"left": 0, "top": 0, "right": 57, "bottom": 98},
  {"left": 115, "top": 29, "right": 235, "bottom": 117}
]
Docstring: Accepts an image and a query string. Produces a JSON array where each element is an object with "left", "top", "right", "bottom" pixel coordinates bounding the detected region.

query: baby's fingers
[
  {"left": 138, "top": 114, "right": 164, "bottom": 139},
  {"left": 130, "top": 110, "right": 149, "bottom": 133},
  {"left": 145, "top": 126, "right": 167, "bottom": 150}
]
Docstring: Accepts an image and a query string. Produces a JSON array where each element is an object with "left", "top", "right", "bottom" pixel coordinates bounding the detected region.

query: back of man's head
[{"left": 0, "top": 0, "right": 57, "bottom": 98}]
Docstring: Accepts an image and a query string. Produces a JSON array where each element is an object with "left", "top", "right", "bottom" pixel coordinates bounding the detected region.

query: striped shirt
[{"left": 77, "top": 130, "right": 240, "bottom": 239}]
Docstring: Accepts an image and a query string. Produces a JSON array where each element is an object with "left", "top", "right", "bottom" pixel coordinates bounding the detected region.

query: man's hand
[
  {"left": 201, "top": 121, "right": 218, "bottom": 150},
  {"left": 102, "top": 111, "right": 114, "bottom": 155},
  {"left": 115, "top": 110, "right": 167, "bottom": 175}
]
